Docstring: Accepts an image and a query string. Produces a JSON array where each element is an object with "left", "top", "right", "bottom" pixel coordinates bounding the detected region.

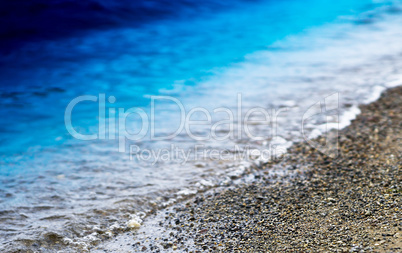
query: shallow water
[{"left": 1, "top": 0, "right": 402, "bottom": 251}]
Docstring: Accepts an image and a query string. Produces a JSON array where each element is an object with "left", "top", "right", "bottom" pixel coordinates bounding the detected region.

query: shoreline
[
  {"left": 2, "top": 2, "right": 402, "bottom": 252},
  {"left": 98, "top": 86, "right": 401, "bottom": 252}
]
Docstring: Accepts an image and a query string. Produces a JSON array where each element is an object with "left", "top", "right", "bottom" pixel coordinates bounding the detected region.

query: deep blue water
[{"left": 0, "top": 0, "right": 249, "bottom": 54}]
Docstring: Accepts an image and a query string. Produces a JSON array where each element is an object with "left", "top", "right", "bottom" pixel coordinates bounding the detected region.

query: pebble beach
[{"left": 127, "top": 86, "right": 402, "bottom": 252}]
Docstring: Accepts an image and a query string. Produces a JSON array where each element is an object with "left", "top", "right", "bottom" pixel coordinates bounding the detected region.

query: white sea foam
[{"left": 385, "top": 75, "right": 402, "bottom": 87}]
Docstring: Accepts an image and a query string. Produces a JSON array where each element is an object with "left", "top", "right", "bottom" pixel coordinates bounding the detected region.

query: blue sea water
[
  {"left": 0, "top": 0, "right": 388, "bottom": 159},
  {"left": 1, "top": 0, "right": 402, "bottom": 250}
]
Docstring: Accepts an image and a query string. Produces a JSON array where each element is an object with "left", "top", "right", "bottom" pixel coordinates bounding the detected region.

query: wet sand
[{"left": 130, "top": 86, "right": 401, "bottom": 252}]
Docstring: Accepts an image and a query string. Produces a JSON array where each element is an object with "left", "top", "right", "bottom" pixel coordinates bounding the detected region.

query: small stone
[{"left": 127, "top": 219, "right": 141, "bottom": 229}]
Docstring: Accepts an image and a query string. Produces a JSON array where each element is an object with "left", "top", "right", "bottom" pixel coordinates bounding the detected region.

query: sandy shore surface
[{"left": 126, "top": 86, "right": 401, "bottom": 252}]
